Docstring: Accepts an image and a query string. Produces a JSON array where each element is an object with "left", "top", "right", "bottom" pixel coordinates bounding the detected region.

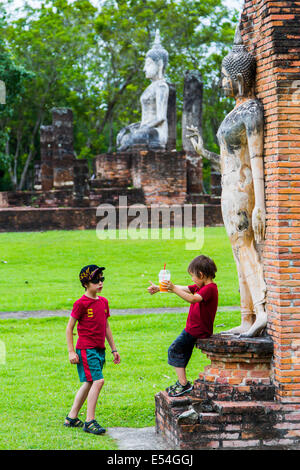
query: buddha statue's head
[
  {"left": 144, "top": 29, "right": 168, "bottom": 81},
  {"left": 221, "top": 23, "right": 256, "bottom": 98}
]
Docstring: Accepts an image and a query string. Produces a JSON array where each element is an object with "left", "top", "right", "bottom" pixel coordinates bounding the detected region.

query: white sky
[{"left": 7, "top": 0, "right": 244, "bottom": 16}]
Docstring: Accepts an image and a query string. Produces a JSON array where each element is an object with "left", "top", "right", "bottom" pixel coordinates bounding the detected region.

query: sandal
[
  {"left": 64, "top": 416, "right": 84, "bottom": 428},
  {"left": 83, "top": 419, "right": 106, "bottom": 435}
]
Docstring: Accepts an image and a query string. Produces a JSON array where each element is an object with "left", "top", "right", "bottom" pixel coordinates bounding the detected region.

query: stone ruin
[{"left": 0, "top": 69, "right": 222, "bottom": 231}]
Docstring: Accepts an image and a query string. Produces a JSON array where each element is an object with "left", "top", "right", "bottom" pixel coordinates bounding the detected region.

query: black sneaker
[
  {"left": 83, "top": 419, "right": 106, "bottom": 435},
  {"left": 168, "top": 381, "right": 193, "bottom": 397},
  {"left": 165, "top": 380, "right": 180, "bottom": 393}
]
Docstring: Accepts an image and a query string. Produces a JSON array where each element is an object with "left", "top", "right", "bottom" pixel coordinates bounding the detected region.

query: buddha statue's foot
[
  {"left": 239, "top": 316, "right": 267, "bottom": 338},
  {"left": 219, "top": 324, "right": 251, "bottom": 336}
]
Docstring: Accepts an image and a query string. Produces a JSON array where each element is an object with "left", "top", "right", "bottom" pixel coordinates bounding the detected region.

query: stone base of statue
[
  {"left": 93, "top": 149, "right": 187, "bottom": 205},
  {"left": 131, "top": 150, "right": 187, "bottom": 205},
  {"left": 193, "top": 334, "right": 274, "bottom": 402},
  {"left": 154, "top": 334, "right": 290, "bottom": 450}
]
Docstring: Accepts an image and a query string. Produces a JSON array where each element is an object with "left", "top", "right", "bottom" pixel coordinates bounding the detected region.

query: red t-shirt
[
  {"left": 71, "top": 295, "right": 110, "bottom": 349},
  {"left": 185, "top": 283, "right": 218, "bottom": 338}
]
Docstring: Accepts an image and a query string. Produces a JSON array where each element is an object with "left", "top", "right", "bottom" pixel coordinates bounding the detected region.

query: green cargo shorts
[{"left": 76, "top": 348, "right": 105, "bottom": 382}]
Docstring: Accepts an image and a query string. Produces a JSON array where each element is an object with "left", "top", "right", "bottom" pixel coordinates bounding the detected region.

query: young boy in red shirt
[
  {"left": 65, "top": 264, "right": 120, "bottom": 435},
  {"left": 148, "top": 255, "right": 218, "bottom": 397}
]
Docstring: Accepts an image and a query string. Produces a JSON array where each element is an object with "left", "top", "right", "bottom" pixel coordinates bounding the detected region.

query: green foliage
[
  {"left": 0, "top": 0, "right": 239, "bottom": 189},
  {"left": 0, "top": 7, "right": 32, "bottom": 186},
  {"left": 94, "top": 0, "right": 237, "bottom": 152},
  {"left": 1, "top": 0, "right": 99, "bottom": 188}
]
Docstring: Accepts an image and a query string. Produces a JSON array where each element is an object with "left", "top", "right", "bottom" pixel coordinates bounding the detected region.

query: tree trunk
[
  {"left": 6, "top": 139, "right": 17, "bottom": 190},
  {"left": 18, "top": 113, "right": 43, "bottom": 190},
  {"left": 107, "top": 114, "right": 114, "bottom": 153}
]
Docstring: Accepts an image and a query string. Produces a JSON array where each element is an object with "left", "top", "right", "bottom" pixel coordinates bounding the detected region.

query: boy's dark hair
[{"left": 188, "top": 255, "right": 217, "bottom": 279}]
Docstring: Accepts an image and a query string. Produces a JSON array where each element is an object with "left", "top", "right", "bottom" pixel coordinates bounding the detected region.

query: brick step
[{"left": 155, "top": 390, "right": 292, "bottom": 450}]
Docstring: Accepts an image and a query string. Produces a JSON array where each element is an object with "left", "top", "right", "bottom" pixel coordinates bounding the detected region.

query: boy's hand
[
  {"left": 147, "top": 281, "right": 160, "bottom": 295},
  {"left": 165, "top": 280, "right": 175, "bottom": 292},
  {"left": 69, "top": 351, "right": 79, "bottom": 364},
  {"left": 112, "top": 351, "right": 121, "bottom": 364}
]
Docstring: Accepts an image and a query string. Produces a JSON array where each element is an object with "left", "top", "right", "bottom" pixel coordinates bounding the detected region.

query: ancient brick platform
[
  {"left": 155, "top": 334, "right": 300, "bottom": 449},
  {"left": 155, "top": 391, "right": 299, "bottom": 450},
  {"left": 94, "top": 150, "right": 188, "bottom": 205},
  {"left": 194, "top": 334, "right": 275, "bottom": 402},
  {"left": 0, "top": 203, "right": 222, "bottom": 232}
]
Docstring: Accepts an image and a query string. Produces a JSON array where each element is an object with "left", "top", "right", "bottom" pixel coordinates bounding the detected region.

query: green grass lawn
[
  {"left": 0, "top": 310, "right": 240, "bottom": 450},
  {"left": 0, "top": 227, "right": 239, "bottom": 312}
]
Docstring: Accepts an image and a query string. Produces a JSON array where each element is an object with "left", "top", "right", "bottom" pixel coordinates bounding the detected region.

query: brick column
[
  {"left": 166, "top": 83, "right": 177, "bottom": 151},
  {"left": 182, "top": 70, "right": 204, "bottom": 195},
  {"left": 241, "top": 0, "right": 300, "bottom": 404},
  {"left": 40, "top": 125, "right": 54, "bottom": 191},
  {"left": 52, "top": 108, "right": 75, "bottom": 189}
]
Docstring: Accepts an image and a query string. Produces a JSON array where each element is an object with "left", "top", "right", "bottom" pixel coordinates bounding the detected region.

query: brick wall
[
  {"left": 241, "top": 0, "right": 300, "bottom": 403},
  {"left": 0, "top": 204, "right": 222, "bottom": 232},
  {"left": 155, "top": 392, "right": 299, "bottom": 449},
  {"left": 93, "top": 153, "right": 133, "bottom": 188},
  {"left": 131, "top": 150, "right": 187, "bottom": 205}
]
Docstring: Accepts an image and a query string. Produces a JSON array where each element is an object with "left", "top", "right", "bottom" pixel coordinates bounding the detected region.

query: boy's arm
[
  {"left": 175, "top": 285, "right": 193, "bottom": 294},
  {"left": 106, "top": 320, "right": 121, "bottom": 364},
  {"left": 148, "top": 281, "right": 191, "bottom": 295},
  {"left": 167, "top": 282, "right": 203, "bottom": 304},
  {"left": 66, "top": 316, "right": 79, "bottom": 364}
]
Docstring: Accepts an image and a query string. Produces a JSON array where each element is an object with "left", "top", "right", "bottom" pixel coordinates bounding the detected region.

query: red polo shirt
[
  {"left": 71, "top": 295, "right": 110, "bottom": 349},
  {"left": 185, "top": 283, "right": 218, "bottom": 338}
]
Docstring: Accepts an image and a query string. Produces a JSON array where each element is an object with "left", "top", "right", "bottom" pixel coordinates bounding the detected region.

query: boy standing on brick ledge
[
  {"left": 148, "top": 255, "right": 218, "bottom": 397},
  {"left": 65, "top": 264, "right": 121, "bottom": 435}
]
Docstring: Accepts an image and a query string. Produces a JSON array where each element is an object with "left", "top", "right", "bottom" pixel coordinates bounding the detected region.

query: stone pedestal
[
  {"left": 92, "top": 152, "right": 132, "bottom": 188},
  {"left": 155, "top": 334, "right": 291, "bottom": 450},
  {"left": 194, "top": 335, "right": 275, "bottom": 402},
  {"left": 94, "top": 150, "right": 187, "bottom": 205},
  {"left": 131, "top": 150, "right": 187, "bottom": 205}
]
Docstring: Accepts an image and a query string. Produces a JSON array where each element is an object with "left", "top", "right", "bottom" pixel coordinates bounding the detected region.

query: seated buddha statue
[{"left": 116, "top": 30, "right": 169, "bottom": 152}]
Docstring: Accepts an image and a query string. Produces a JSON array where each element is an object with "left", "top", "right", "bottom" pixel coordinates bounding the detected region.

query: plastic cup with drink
[{"left": 159, "top": 264, "right": 171, "bottom": 293}]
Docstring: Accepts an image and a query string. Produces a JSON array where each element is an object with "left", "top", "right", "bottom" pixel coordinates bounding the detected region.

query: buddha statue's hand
[
  {"left": 186, "top": 126, "right": 205, "bottom": 157},
  {"left": 252, "top": 205, "right": 266, "bottom": 243}
]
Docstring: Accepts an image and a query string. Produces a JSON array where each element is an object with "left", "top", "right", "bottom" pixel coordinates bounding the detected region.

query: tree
[
  {"left": 1, "top": 0, "right": 238, "bottom": 190},
  {"left": 0, "top": 4, "right": 32, "bottom": 189},
  {"left": 3, "top": 0, "right": 99, "bottom": 189},
  {"left": 94, "top": 0, "right": 237, "bottom": 150}
]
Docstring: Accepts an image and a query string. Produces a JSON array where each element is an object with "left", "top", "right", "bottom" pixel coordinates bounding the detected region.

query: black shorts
[{"left": 168, "top": 329, "right": 197, "bottom": 368}]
